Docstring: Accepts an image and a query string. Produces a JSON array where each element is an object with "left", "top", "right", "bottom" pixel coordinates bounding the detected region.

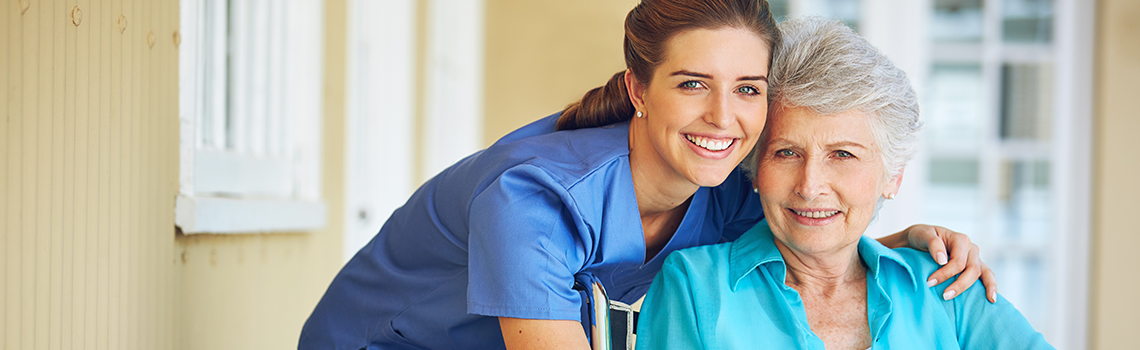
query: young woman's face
[{"left": 632, "top": 27, "right": 770, "bottom": 187}]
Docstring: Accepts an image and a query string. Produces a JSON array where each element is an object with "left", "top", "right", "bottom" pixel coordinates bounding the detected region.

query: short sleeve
[
  {"left": 635, "top": 253, "right": 705, "bottom": 349},
  {"left": 467, "top": 165, "right": 587, "bottom": 321}
]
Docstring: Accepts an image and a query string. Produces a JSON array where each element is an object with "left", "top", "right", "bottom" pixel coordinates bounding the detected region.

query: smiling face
[
  {"left": 628, "top": 27, "right": 771, "bottom": 188},
  {"left": 755, "top": 105, "right": 902, "bottom": 256}
]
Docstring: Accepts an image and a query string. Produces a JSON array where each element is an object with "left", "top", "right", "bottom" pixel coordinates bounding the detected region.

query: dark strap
[{"left": 608, "top": 306, "right": 639, "bottom": 349}]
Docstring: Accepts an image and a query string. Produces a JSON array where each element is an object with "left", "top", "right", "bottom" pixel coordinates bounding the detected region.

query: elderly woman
[{"left": 634, "top": 17, "right": 1052, "bottom": 349}]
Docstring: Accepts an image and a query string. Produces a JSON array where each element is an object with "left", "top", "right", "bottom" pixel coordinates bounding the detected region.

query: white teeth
[
  {"left": 793, "top": 210, "right": 840, "bottom": 219},
  {"left": 685, "top": 135, "right": 733, "bottom": 151}
]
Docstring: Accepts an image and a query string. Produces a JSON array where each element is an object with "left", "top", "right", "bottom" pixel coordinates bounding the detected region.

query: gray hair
[{"left": 743, "top": 17, "right": 922, "bottom": 183}]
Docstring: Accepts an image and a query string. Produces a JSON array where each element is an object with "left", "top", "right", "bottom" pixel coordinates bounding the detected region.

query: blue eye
[
  {"left": 679, "top": 81, "right": 702, "bottom": 89},
  {"left": 737, "top": 86, "right": 759, "bottom": 95},
  {"left": 836, "top": 150, "right": 854, "bottom": 158},
  {"left": 777, "top": 149, "right": 795, "bottom": 157}
]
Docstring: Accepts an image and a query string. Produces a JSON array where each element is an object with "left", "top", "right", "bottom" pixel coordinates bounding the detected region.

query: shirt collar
[{"left": 728, "top": 220, "right": 919, "bottom": 292}]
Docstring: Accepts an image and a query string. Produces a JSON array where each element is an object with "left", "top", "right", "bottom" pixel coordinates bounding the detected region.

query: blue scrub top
[
  {"left": 299, "top": 113, "right": 765, "bottom": 350},
  {"left": 636, "top": 220, "right": 1053, "bottom": 349}
]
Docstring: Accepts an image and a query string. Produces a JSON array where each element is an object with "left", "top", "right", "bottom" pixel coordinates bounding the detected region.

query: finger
[
  {"left": 925, "top": 226, "right": 949, "bottom": 266},
  {"left": 925, "top": 238, "right": 970, "bottom": 288},
  {"left": 904, "top": 224, "right": 932, "bottom": 251},
  {"left": 980, "top": 263, "right": 998, "bottom": 303},
  {"left": 942, "top": 247, "right": 983, "bottom": 300},
  {"left": 942, "top": 227, "right": 974, "bottom": 266}
]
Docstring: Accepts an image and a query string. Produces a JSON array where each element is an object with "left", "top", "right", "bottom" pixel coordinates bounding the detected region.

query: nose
[
  {"left": 795, "top": 158, "right": 829, "bottom": 202},
  {"left": 704, "top": 90, "right": 734, "bottom": 130}
]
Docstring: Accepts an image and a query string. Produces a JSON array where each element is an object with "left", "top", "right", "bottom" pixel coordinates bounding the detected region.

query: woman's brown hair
[{"left": 557, "top": 0, "right": 781, "bottom": 131}]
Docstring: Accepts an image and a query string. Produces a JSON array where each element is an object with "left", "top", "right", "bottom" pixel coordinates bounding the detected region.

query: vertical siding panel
[
  {"left": 128, "top": 0, "right": 141, "bottom": 347},
  {"left": 21, "top": 2, "right": 39, "bottom": 348},
  {"left": 61, "top": 0, "right": 78, "bottom": 346},
  {"left": 76, "top": 0, "right": 95, "bottom": 346},
  {"left": 127, "top": 1, "right": 139, "bottom": 348},
  {"left": 59, "top": 0, "right": 72, "bottom": 339},
  {"left": 117, "top": 0, "right": 128, "bottom": 347},
  {"left": 118, "top": 1, "right": 130, "bottom": 348},
  {"left": 140, "top": 2, "right": 155, "bottom": 348},
  {"left": 151, "top": 0, "right": 160, "bottom": 346},
  {"left": 91, "top": 0, "right": 108, "bottom": 346},
  {"left": 162, "top": 0, "right": 175, "bottom": 347},
  {"left": 148, "top": 8, "right": 159, "bottom": 343},
  {"left": 52, "top": 0, "right": 71, "bottom": 348},
  {"left": 8, "top": 3, "right": 25, "bottom": 347},
  {"left": 143, "top": 1, "right": 153, "bottom": 343},
  {"left": 38, "top": 2, "right": 58, "bottom": 347},
  {"left": 69, "top": 0, "right": 92, "bottom": 348},
  {"left": 0, "top": 0, "right": 11, "bottom": 346},
  {"left": 34, "top": 0, "right": 55, "bottom": 346},
  {"left": 36, "top": 2, "right": 55, "bottom": 346},
  {"left": 107, "top": 0, "right": 123, "bottom": 348}
]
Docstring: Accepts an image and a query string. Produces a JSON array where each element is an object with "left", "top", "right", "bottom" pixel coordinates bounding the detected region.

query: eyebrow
[
  {"left": 669, "top": 70, "right": 768, "bottom": 83},
  {"left": 829, "top": 141, "right": 869, "bottom": 150},
  {"left": 767, "top": 138, "right": 870, "bottom": 150}
]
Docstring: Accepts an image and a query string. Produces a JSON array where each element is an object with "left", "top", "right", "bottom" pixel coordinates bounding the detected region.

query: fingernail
[
  {"left": 926, "top": 278, "right": 937, "bottom": 287},
  {"left": 989, "top": 290, "right": 996, "bottom": 303},
  {"left": 936, "top": 252, "right": 948, "bottom": 265},
  {"left": 942, "top": 289, "right": 956, "bottom": 300}
]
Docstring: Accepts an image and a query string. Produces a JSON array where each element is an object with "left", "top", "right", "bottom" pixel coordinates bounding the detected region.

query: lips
[
  {"left": 792, "top": 209, "right": 840, "bottom": 219},
  {"left": 685, "top": 134, "right": 734, "bottom": 151}
]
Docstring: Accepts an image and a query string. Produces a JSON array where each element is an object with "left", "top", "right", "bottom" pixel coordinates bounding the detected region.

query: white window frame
[
  {"left": 342, "top": 0, "right": 417, "bottom": 261},
  {"left": 342, "top": 0, "right": 483, "bottom": 260},
  {"left": 177, "top": 0, "right": 327, "bottom": 234},
  {"left": 421, "top": 0, "right": 485, "bottom": 178},
  {"left": 917, "top": 1, "right": 1091, "bottom": 347}
]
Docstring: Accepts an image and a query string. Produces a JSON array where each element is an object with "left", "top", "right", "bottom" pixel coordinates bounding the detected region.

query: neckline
[{"left": 638, "top": 187, "right": 709, "bottom": 267}]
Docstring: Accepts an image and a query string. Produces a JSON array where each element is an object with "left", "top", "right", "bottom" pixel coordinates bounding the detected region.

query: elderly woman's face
[{"left": 755, "top": 105, "right": 901, "bottom": 256}]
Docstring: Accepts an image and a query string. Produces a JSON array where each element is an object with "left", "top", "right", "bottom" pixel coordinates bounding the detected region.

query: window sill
[{"left": 175, "top": 195, "right": 327, "bottom": 234}]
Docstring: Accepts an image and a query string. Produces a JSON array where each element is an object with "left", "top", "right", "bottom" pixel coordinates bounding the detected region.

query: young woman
[{"left": 299, "top": 1, "right": 995, "bottom": 349}]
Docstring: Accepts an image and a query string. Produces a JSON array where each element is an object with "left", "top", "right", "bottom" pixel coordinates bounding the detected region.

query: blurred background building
[{"left": 1, "top": 0, "right": 1135, "bottom": 349}]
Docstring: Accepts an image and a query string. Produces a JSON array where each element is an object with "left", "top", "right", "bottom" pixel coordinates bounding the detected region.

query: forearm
[
  {"left": 500, "top": 317, "right": 591, "bottom": 350},
  {"left": 875, "top": 229, "right": 910, "bottom": 249}
]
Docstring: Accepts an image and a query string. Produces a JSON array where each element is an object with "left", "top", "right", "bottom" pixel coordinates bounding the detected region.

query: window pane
[
  {"left": 991, "top": 255, "right": 1048, "bottom": 332},
  {"left": 924, "top": 158, "right": 982, "bottom": 236},
  {"left": 769, "top": 0, "right": 790, "bottom": 21},
  {"left": 926, "top": 64, "right": 985, "bottom": 146},
  {"left": 1000, "top": 63, "right": 1052, "bottom": 141},
  {"left": 798, "top": 0, "right": 860, "bottom": 32},
  {"left": 1003, "top": 0, "right": 1053, "bottom": 43},
  {"left": 995, "top": 160, "right": 1051, "bottom": 243},
  {"left": 932, "top": 0, "right": 983, "bottom": 42}
]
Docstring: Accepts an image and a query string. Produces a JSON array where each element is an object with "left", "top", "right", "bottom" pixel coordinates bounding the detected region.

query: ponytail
[{"left": 557, "top": 71, "right": 635, "bottom": 131}]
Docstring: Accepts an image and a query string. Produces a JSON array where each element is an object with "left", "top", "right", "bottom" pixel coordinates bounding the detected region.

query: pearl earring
[
  {"left": 886, "top": 193, "right": 895, "bottom": 200},
  {"left": 753, "top": 188, "right": 759, "bottom": 193},
  {"left": 636, "top": 111, "right": 643, "bottom": 118}
]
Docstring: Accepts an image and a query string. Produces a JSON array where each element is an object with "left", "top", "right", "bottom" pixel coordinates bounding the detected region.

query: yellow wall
[
  {"left": 1, "top": 0, "right": 347, "bottom": 349},
  {"left": 1090, "top": 0, "right": 1140, "bottom": 348},
  {"left": 2, "top": 0, "right": 181, "bottom": 348},
  {"left": 482, "top": 0, "right": 636, "bottom": 145}
]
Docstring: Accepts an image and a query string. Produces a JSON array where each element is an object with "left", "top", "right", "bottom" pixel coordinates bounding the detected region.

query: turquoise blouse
[{"left": 636, "top": 220, "right": 1053, "bottom": 349}]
